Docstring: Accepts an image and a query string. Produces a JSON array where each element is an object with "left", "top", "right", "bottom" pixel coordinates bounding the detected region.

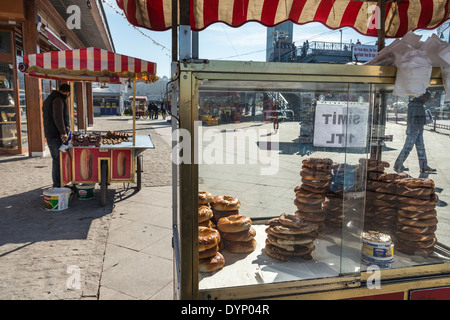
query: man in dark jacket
[
  {"left": 394, "top": 91, "right": 436, "bottom": 173},
  {"left": 43, "top": 84, "right": 71, "bottom": 187}
]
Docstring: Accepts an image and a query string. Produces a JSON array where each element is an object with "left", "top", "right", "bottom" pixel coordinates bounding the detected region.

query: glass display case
[
  {"left": 0, "top": 29, "right": 27, "bottom": 154},
  {"left": 172, "top": 61, "right": 450, "bottom": 300}
]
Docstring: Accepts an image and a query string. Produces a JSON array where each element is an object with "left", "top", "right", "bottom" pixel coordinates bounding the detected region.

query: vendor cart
[
  {"left": 19, "top": 47, "right": 158, "bottom": 206},
  {"left": 117, "top": 0, "right": 450, "bottom": 300},
  {"left": 132, "top": 96, "right": 149, "bottom": 119}
]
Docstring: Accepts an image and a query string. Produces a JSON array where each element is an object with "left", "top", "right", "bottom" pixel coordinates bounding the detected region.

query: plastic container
[
  {"left": 75, "top": 184, "right": 95, "bottom": 200},
  {"left": 361, "top": 231, "right": 394, "bottom": 268},
  {"left": 43, "top": 187, "right": 72, "bottom": 211}
]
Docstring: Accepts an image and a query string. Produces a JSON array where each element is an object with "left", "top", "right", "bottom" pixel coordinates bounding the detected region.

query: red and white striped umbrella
[
  {"left": 19, "top": 47, "right": 158, "bottom": 83},
  {"left": 116, "top": 0, "right": 450, "bottom": 38}
]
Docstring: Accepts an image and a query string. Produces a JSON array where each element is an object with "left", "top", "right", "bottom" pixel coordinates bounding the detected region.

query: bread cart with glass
[
  {"left": 19, "top": 47, "right": 158, "bottom": 206},
  {"left": 118, "top": 0, "right": 450, "bottom": 300}
]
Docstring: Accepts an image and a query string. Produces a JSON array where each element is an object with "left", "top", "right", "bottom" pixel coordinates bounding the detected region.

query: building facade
[{"left": 0, "top": 0, "right": 114, "bottom": 156}]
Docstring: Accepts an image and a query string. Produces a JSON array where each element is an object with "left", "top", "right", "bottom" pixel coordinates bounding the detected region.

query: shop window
[{"left": 0, "top": 61, "right": 17, "bottom": 150}]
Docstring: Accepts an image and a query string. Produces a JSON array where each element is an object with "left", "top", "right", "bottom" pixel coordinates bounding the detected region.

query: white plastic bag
[{"left": 393, "top": 49, "right": 432, "bottom": 97}]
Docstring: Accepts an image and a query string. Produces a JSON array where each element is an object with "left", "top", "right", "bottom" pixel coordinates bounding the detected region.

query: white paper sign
[{"left": 313, "top": 102, "right": 369, "bottom": 148}]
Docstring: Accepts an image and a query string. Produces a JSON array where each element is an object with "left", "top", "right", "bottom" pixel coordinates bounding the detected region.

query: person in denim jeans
[
  {"left": 42, "top": 84, "right": 71, "bottom": 187},
  {"left": 394, "top": 91, "right": 436, "bottom": 174}
]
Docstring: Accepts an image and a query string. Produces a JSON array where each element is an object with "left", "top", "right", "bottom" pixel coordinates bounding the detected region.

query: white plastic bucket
[
  {"left": 43, "top": 187, "right": 72, "bottom": 211},
  {"left": 76, "top": 184, "right": 95, "bottom": 200}
]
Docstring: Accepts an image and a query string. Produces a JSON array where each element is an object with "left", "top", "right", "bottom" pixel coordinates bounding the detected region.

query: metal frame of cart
[
  {"left": 173, "top": 60, "right": 450, "bottom": 300},
  {"left": 19, "top": 47, "right": 158, "bottom": 206}
]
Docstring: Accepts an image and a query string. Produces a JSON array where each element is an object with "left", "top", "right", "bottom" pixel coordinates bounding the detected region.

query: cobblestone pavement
[{"left": 0, "top": 116, "right": 172, "bottom": 299}]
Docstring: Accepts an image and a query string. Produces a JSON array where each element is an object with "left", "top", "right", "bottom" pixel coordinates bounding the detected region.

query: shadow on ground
[{"left": 0, "top": 187, "right": 114, "bottom": 250}]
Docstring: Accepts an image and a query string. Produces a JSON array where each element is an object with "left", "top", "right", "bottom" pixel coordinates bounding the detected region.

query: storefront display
[
  {"left": 0, "top": 30, "right": 26, "bottom": 153},
  {"left": 173, "top": 60, "right": 450, "bottom": 300}
]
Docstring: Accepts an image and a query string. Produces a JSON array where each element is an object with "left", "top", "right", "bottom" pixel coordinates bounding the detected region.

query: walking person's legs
[
  {"left": 415, "top": 131, "right": 436, "bottom": 173},
  {"left": 394, "top": 131, "right": 418, "bottom": 172}
]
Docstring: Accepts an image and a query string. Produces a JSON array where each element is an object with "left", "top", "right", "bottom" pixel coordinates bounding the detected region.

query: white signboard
[
  {"left": 313, "top": 102, "right": 369, "bottom": 148},
  {"left": 352, "top": 44, "right": 377, "bottom": 62}
]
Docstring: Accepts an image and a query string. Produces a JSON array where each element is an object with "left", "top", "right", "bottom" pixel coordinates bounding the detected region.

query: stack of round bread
[
  {"left": 394, "top": 177, "right": 438, "bottom": 256},
  {"left": 198, "top": 190, "right": 214, "bottom": 227},
  {"left": 363, "top": 163, "right": 405, "bottom": 235},
  {"left": 217, "top": 214, "right": 256, "bottom": 254},
  {"left": 198, "top": 226, "right": 225, "bottom": 272},
  {"left": 359, "top": 158, "right": 390, "bottom": 181},
  {"left": 264, "top": 213, "right": 319, "bottom": 262},
  {"left": 294, "top": 158, "right": 333, "bottom": 231},
  {"left": 322, "top": 191, "right": 344, "bottom": 228},
  {"left": 210, "top": 195, "right": 241, "bottom": 223}
]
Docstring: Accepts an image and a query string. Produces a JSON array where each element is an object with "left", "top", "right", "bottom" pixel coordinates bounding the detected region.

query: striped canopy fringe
[
  {"left": 20, "top": 47, "right": 158, "bottom": 83},
  {"left": 116, "top": 0, "right": 450, "bottom": 38}
]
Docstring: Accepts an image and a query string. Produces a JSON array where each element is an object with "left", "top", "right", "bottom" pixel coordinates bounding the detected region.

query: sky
[{"left": 101, "top": 2, "right": 439, "bottom": 79}]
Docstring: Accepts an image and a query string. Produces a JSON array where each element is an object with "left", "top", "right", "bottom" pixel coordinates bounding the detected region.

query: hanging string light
[{"left": 101, "top": 0, "right": 171, "bottom": 56}]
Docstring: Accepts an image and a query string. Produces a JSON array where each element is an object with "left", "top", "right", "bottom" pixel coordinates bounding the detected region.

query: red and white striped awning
[
  {"left": 116, "top": 0, "right": 450, "bottom": 38},
  {"left": 19, "top": 47, "right": 158, "bottom": 83}
]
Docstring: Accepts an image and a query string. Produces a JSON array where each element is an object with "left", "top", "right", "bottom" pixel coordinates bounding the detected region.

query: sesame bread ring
[
  {"left": 264, "top": 243, "right": 290, "bottom": 261},
  {"left": 211, "top": 195, "right": 241, "bottom": 211},
  {"left": 265, "top": 217, "right": 281, "bottom": 226},
  {"left": 377, "top": 172, "right": 409, "bottom": 181},
  {"left": 398, "top": 209, "right": 437, "bottom": 220},
  {"left": 295, "top": 194, "right": 324, "bottom": 205},
  {"left": 302, "top": 157, "right": 333, "bottom": 166},
  {"left": 300, "top": 183, "right": 329, "bottom": 194},
  {"left": 217, "top": 214, "right": 251, "bottom": 233},
  {"left": 396, "top": 193, "right": 439, "bottom": 205},
  {"left": 398, "top": 203, "right": 436, "bottom": 212},
  {"left": 199, "top": 244, "right": 219, "bottom": 259},
  {"left": 294, "top": 186, "right": 326, "bottom": 198},
  {"left": 395, "top": 178, "right": 435, "bottom": 189},
  {"left": 395, "top": 231, "right": 435, "bottom": 242},
  {"left": 300, "top": 171, "right": 331, "bottom": 181},
  {"left": 301, "top": 178, "right": 330, "bottom": 188},
  {"left": 397, "top": 236, "right": 437, "bottom": 249},
  {"left": 294, "top": 200, "right": 323, "bottom": 213},
  {"left": 270, "top": 233, "right": 316, "bottom": 246},
  {"left": 359, "top": 158, "right": 390, "bottom": 168},
  {"left": 295, "top": 210, "right": 326, "bottom": 222},
  {"left": 198, "top": 191, "right": 214, "bottom": 205},
  {"left": 199, "top": 219, "right": 213, "bottom": 228},
  {"left": 279, "top": 213, "right": 304, "bottom": 228},
  {"left": 265, "top": 241, "right": 314, "bottom": 257},
  {"left": 198, "top": 205, "right": 213, "bottom": 223},
  {"left": 396, "top": 223, "right": 437, "bottom": 234},
  {"left": 266, "top": 235, "right": 295, "bottom": 250},
  {"left": 211, "top": 209, "right": 239, "bottom": 223},
  {"left": 222, "top": 226, "right": 256, "bottom": 242},
  {"left": 265, "top": 227, "right": 319, "bottom": 240},
  {"left": 198, "top": 227, "right": 220, "bottom": 252},
  {"left": 397, "top": 216, "right": 438, "bottom": 227},
  {"left": 199, "top": 252, "right": 225, "bottom": 272},
  {"left": 396, "top": 186, "right": 435, "bottom": 198},
  {"left": 301, "top": 165, "right": 331, "bottom": 174},
  {"left": 268, "top": 223, "right": 317, "bottom": 235},
  {"left": 225, "top": 238, "right": 256, "bottom": 253}
]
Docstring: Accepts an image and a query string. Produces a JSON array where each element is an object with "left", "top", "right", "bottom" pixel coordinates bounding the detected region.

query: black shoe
[
  {"left": 394, "top": 166, "right": 409, "bottom": 173},
  {"left": 420, "top": 167, "right": 437, "bottom": 173}
]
